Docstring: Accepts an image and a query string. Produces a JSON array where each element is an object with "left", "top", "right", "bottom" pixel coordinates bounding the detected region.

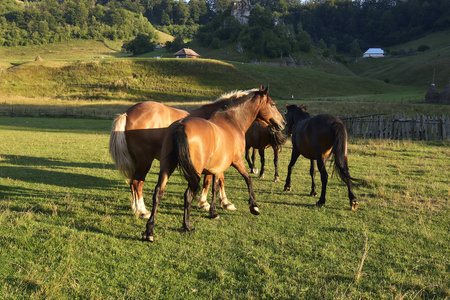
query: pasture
[{"left": 0, "top": 116, "right": 449, "bottom": 299}]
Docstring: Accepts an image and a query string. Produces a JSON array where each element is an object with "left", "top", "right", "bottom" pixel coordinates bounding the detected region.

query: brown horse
[
  {"left": 245, "top": 119, "right": 287, "bottom": 182},
  {"left": 142, "top": 87, "right": 285, "bottom": 242},
  {"left": 109, "top": 101, "right": 236, "bottom": 219},
  {"left": 283, "top": 105, "right": 358, "bottom": 210}
]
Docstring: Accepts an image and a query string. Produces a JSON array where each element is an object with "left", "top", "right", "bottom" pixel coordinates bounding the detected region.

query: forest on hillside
[{"left": 1, "top": 0, "right": 449, "bottom": 58}]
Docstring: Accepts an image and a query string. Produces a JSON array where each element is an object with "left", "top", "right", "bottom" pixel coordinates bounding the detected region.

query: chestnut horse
[
  {"left": 245, "top": 119, "right": 287, "bottom": 182},
  {"left": 142, "top": 87, "right": 285, "bottom": 242},
  {"left": 109, "top": 101, "right": 236, "bottom": 219},
  {"left": 283, "top": 105, "right": 358, "bottom": 210}
]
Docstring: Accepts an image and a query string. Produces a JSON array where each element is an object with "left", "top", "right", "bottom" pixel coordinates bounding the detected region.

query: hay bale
[
  {"left": 439, "top": 83, "right": 450, "bottom": 104},
  {"left": 35, "top": 56, "right": 43, "bottom": 62},
  {"left": 425, "top": 84, "right": 440, "bottom": 103}
]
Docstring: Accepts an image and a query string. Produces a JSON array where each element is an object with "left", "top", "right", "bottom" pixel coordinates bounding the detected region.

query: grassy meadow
[
  {"left": 0, "top": 116, "right": 449, "bottom": 299},
  {"left": 0, "top": 34, "right": 450, "bottom": 298}
]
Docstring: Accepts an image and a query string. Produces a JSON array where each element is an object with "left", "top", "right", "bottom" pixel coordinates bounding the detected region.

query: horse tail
[
  {"left": 332, "top": 121, "right": 357, "bottom": 185},
  {"left": 172, "top": 123, "right": 201, "bottom": 192},
  {"left": 269, "top": 130, "right": 288, "bottom": 151},
  {"left": 109, "top": 113, "right": 135, "bottom": 182}
]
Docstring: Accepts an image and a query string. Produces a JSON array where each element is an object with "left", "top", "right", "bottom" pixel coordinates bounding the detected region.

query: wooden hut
[
  {"left": 425, "top": 84, "right": 440, "bottom": 103},
  {"left": 173, "top": 48, "right": 200, "bottom": 59}
]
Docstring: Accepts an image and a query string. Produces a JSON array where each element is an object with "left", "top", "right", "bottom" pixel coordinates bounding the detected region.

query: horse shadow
[{"left": 0, "top": 154, "right": 117, "bottom": 190}]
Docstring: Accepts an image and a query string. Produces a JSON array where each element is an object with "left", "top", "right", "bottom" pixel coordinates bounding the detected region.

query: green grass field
[{"left": 1, "top": 116, "right": 449, "bottom": 299}]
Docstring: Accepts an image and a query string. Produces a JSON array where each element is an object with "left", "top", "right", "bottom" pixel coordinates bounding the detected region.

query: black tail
[
  {"left": 332, "top": 121, "right": 357, "bottom": 186},
  {"left": 172, "top": 123, "right": 201, "bottom": 192}
]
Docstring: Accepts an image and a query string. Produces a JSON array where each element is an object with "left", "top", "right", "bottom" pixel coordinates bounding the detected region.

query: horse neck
[
  {"left": 216, "top": 95, "right": 261, "bottom": 133},
  {"left": 294, "top": 110, "right": 311, "bottom": 125},
  {"left": 189, "top": 100, "right": 223, "bottom": 119}
]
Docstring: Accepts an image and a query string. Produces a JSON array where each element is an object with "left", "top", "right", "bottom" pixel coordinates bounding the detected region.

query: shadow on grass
[{"left": 1, "top": 155, "right": 116, "bottom": 190}]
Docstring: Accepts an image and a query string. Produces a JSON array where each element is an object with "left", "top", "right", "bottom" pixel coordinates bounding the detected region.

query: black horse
[{"left": 283, "top": 105, "right": 358, "bottom": 210}]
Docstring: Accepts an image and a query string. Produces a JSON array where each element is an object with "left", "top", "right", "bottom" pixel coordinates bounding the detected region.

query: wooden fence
[{"left": 342, "top": 113, "right": 449, "bottom": 140}]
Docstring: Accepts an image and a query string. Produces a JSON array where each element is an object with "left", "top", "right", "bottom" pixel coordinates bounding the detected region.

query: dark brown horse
[
  {"left": 109, "top": 100, "right": 236, "bottom": 219},
  {"left": 142, "top": 87, "right": 285, "bottom": 241},
  {"left": 283, "top": 105, "right": 358, "bottom": 210},
  {"left": 245, "top": 119, "right": 287, "bottom": 182}
]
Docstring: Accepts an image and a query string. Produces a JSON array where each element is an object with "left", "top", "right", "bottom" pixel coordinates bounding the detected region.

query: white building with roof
[{"left": 363, "top": 48, "right": 385, "bottom": 58}]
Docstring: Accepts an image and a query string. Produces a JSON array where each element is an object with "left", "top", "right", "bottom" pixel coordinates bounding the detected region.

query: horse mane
[
  {"left": 213, "top": 89, "right": 259, "bottom": 112},
  {"left": 287, "top": 104, "right": 312, "bottom": 120}
]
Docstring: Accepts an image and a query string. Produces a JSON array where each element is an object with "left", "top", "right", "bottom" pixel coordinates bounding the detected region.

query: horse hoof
[
  {"left": 210, "top": 213, "right": 220, "bottom": 220},
  {"left": 284, "top": 186, "right": 291, "bottom": 192},
  {"left": 273, "top": 176, "right": 279, "bottom": 183},
  {"left": 222, "top": 202, "right": 237, "bottom": 211},
  {"left": 259, "top": 173, "right": 265, "bottom": 179},
  {"left": 252, "top": 167, "right": 259, "bottom": 174},
  {"left": 351, "top": 202, "right": 359, "bottom": 211},
  {"left": 310, "top": 192, "right": 317, "bottom": 197},
  {"left": 140, "top": 212, "right": 151, "bottom": 219},
  {"left": 142, "top": 232, "right": 154, "bottom": 242},
  {"left": 316, "top": 202, "right": 325, "bottom": 208},
  {"left": 199, "top": 203, "right": 210, "bottom": 211},
  {"left": 183, "top": 225, "right": 195, "bottom": 232},
  {"left": 250, "top": 206, "right": 260, "bottom": 215}
]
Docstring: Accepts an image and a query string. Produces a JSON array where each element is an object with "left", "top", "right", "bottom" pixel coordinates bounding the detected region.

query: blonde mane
[{"left": 214, "top": 89, "right": 259, "bottom": 102}]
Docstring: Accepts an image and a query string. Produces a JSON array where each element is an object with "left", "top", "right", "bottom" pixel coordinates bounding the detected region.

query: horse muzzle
[{"left": 270, "top": 119, "right": 286, "bottom": 132}]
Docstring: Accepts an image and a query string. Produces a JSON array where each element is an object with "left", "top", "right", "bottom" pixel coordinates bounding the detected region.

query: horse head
[
  {"left": 285, "top": 104, "right": 309, "bottom": 136},
  {"left": 256, "top": 86, "right": 285, "bottom": 132}
]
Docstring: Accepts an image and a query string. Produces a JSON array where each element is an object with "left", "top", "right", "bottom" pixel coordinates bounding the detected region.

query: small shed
[
  {"left": 425, "top": 84, "right": 440, "bottom": 103},
  {"left": 174, "top": 48, "right": 200, "bottom": 59},
  {"left": 363, "top": 48, "right": 385, "bottom": 58}
]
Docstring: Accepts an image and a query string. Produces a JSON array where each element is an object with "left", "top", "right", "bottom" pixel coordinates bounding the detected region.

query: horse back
[{"left": 125, "top": 101, "right": 189, "bottom": 130}]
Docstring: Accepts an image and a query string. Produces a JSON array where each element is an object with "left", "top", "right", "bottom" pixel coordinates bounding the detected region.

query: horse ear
[
  {"left": 264, "top": 85, "right": 269, "bottom": 94},
  {"left": 259, "top": 85, "right": 264, "bottom": 91}
]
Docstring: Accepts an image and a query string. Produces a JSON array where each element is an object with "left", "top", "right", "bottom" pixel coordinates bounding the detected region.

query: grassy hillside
[
  {"left": 350, "top": 29, "right": 450, "bottom": 90},
  {"left": 2, "top": 31, "right": 450, "bottom": 113}
]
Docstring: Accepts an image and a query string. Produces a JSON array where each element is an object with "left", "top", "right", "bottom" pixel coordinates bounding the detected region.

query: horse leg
[
  {"left": 316, "top": 158, "right": 328, "bottom": 207},
  {"left": 130, "top": 163, "right": 151, "bottom": 218},
  {"left": 251, "top": 148, "right": 258, "bottom": 174},
  {"left": 245, "top": 147, "right": 255, "bottom": 174},
  {"left": 273, "top": 146, "right": 280, "bottom": 183},
  {"left": 209, "top": 174, "right": 220, "bottom": 219},
  {"left": 284, "top": 148, "right": 300, "bottom": 191},
  {"left": 217, "top": 173, "right": 236, "bottom": 211},
  {"left": 309, "top": 159, "right": 317, "bottom": 196},
  {"left": 232, "top": 159, "right": 260, "bottom": 215},
  {"left": 183, "top": 186, "right": 195, "bottom": 232},
  {"left": 258, "top": 148, "right": 265, "bottom": 179},
  {"left": 198, "top": 175, "right": 212, "bottom": 211},
  {"left": 142, "top": 170, "right": 169, "bottom": 242}
]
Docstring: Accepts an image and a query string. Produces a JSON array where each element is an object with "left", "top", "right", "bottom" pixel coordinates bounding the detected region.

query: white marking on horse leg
[
  {"left": 136, "top": 196, "right": 150, "bottom": 218},
  {"left": 219, "top": 190, "right": 236, "bottom": 211},
  {"left": 198, "top": 189, "right": 210, "bottom": 211}
]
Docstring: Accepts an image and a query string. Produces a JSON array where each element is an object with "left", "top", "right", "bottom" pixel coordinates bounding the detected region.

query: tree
[
  {"left": 122, "top": 34, "right": 155, "bottom": 55},
  {"left": 349, "top": 39, "right": 362, "bottom": 58},
  {"left": 417, "top": 44, "right": 430, "bottom": 53},
  {"left": 165, "top": 36, "right": 185, "bottom": 52}
]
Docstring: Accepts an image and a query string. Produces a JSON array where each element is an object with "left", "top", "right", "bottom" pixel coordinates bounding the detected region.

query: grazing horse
[
  {"left": 142, "top": 87, "right": 285, "bottom": 242},
  {"left": 109, "top": 101, "right": 237, "bottom": 219},
  {"left": 283, "top": 105, "right": 358, "bottom": 210},
  {"left": 245, "top": 119, "right": 287, "bottom": 182}
]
